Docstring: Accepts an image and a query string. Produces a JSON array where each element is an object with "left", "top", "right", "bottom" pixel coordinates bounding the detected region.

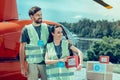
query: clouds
[
  {"left": 73, "top": 15, "right": 82, "bottom": 19},
  {"left": 17, "top": 0, "right": 120, "bottom": 22}
]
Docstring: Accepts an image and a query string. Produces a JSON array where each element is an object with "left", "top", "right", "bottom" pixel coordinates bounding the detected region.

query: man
[{"left": 19, "top": 6, "right": 49, "bottom": 80}]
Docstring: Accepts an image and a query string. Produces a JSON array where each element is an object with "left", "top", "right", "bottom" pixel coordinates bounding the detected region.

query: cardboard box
[
  {"left": 87, "top": 61, "right": 113, "bottom": 73},
  {"left": 93, "top": 63, "right": 106, "bottom": 73},
  {"left": 86, "top": 61, "right": 113, "bottom": 80},
  {"left": 87, "top": 72, "right": 112, "bottom": 80}
]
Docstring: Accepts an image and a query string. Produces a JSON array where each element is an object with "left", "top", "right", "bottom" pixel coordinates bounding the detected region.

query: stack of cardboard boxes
[{"left": 86, "top": 61, "right": 113, "bottom": 80}]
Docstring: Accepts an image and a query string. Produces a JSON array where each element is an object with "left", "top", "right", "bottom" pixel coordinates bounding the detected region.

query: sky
[{"left": 17, "top": 0, "right": 120, "bottom": 22}]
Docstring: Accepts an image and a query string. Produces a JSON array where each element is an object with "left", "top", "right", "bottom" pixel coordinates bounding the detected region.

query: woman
[{"left": 45, "top": 25, "right": 83, "bottom": 80}]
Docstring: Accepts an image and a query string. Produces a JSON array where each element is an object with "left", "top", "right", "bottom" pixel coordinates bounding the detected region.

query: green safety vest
[
  {"left": 46, "top": 40, "right": 74, "bottom": 80},
  {"left": 25, "top": 23, "right": 49, "bottom": 63}
]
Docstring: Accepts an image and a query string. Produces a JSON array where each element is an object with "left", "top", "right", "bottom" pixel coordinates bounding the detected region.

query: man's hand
[{"left": 21, "top": 66, "right": 28, "bottom": 77}]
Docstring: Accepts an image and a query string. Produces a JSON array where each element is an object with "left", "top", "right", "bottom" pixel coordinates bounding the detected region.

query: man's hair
[{"left": 29, "top": 6, "right": 41, "bottom": 16}]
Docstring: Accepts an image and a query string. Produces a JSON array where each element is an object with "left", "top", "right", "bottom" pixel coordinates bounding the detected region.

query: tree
[{"left": 87, "top": 37, "right": 120, "bottom": 64}]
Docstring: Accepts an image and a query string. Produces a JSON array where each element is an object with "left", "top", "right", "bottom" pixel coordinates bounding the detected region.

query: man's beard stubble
[{"left": 35, "top": 18, "right": 42, "bottom": 24}]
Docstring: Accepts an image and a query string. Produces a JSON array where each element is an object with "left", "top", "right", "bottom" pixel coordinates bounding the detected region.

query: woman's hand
[
  {"left": 76, "top": 64, "right": 83, "bottom": 70},
  {"left": 59, "top": 57, "right": 68, "bottom": 62}
]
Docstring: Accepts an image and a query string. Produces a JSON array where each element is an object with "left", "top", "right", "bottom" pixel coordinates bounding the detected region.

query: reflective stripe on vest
[
  {"left": 46, "top": 40, "right": 74, "bottom": 80},
  {"left": 25, "top": 23, "right": 49, "bottom": 63},
  {"left": 47, "top": 72, "right": 74, "bottom": 78},
  {"left": 25, "top": 46, "right": 40, "bottom": 50},
  {"left": 26, "top": 54, "right": 43, "bottom": 59}
]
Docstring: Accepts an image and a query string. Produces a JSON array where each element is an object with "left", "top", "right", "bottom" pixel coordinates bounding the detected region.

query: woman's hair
[
  {"left": 51, "top": 25, "right": 63, "bottom": 33},
  {"left": 47, "top": 25, "right": 69, "bottom": 43},
  {"left": 47, "top": 25, "right": 64, "bottom": 43},
  {"left": 29, "top": 6, "right": 41, "bottom": 16},
  {"left": 51, "top": 25, "right": 69, "bottom": 39}
]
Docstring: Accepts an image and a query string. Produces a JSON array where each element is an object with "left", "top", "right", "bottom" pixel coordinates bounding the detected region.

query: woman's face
[{"left": 52, "top": 27, "right": 63, "bottom": 40}]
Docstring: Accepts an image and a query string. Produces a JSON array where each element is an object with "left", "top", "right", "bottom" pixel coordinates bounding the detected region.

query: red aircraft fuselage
[{"left": 0, "top": 0, "right": 60, "bottom": 80}]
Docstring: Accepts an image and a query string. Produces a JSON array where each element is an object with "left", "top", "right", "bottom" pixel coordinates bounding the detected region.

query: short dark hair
[{"left": 28, "top": 6, "right": 41, "bottom": 16}]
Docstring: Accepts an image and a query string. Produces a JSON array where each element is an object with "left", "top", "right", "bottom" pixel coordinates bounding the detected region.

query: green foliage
[
  {"left": 60, "top": 19, "right": 120, "bottom": 39},
  {"left": 87, "top": 37, "right": 120, "bottom": 63}
]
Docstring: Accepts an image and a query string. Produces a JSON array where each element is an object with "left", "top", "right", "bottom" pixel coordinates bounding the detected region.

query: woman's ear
[{"left": 52, "top": 32, "right": 54, "bottom": 36}]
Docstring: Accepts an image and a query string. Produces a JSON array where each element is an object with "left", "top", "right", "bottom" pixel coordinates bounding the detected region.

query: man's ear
[{"left": 30, "top": 15, "right": 33, "bottom": 20}]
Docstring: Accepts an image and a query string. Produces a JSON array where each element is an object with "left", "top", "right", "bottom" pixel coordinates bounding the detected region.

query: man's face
[{"left": 31, "top": 11, "right": 42, "bottom": 24}]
